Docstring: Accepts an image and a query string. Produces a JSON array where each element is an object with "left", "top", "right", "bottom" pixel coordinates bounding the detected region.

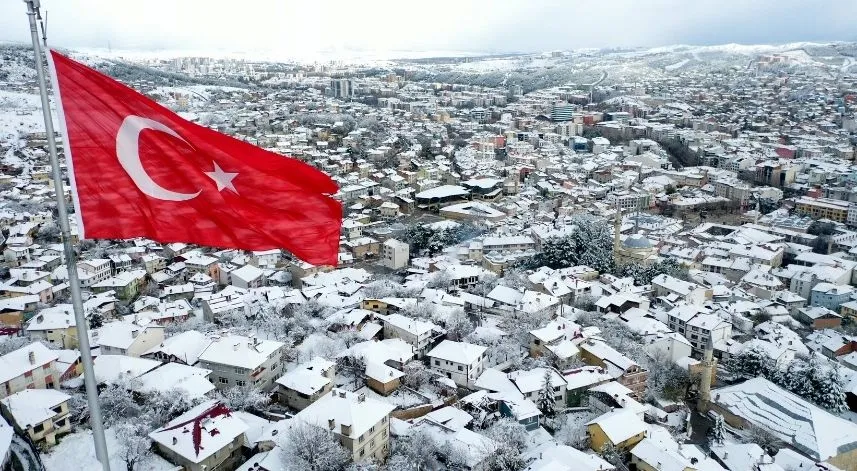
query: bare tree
[{"left": 281, "top": 422, "right": 349, "bottom": 471}]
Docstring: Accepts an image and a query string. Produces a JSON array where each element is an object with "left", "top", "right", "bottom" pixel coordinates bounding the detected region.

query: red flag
[{"left": 47, "top": 50, "right": 342, "bottom": 266}]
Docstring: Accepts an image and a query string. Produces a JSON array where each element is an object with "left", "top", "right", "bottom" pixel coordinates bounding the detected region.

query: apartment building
[
  {"left": 197, "top": 335, "right": 286, "bottom": 392},
  {"left": 295, "top": 389, "right": 395, "bottom": 462}
]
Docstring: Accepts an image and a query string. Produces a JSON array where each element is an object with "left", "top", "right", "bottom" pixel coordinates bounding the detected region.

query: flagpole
[{"left": 23, "top": 1, "right": 111, "bottom": 469}]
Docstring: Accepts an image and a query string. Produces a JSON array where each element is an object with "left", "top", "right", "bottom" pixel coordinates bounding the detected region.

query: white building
[
  {"left": 295, "top": 389, "right": 395, "bottom": 462},
  {"left": 197, "top": 335, "right": 286, "bottom": 391},
  {"left": 381, "top": 239, "right": 409, "bottom": 270},
  {"left": 427, "top": 340, "right": 487, "bottom": 388}
]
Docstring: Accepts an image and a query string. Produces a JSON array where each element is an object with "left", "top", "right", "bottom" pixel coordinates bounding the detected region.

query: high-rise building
[
  {"left": 550, "top": 102, "right": 574, "bottom": 122},
  {"left": 330, "top": 79, "right": 353, "bottom": 98}
]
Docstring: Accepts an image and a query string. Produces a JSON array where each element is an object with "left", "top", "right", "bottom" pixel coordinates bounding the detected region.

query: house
[
  {"left": 797, "top": 306, "right": 842, "bottom": 330},
  {"left": 91, "top": 269, "right": 147, "bottom": 299},
  {"left": 295, "top": 389, "right": 395, "bottom": 462},
  {"left": 275, "top": 357, "right": 335, "bottom": 411},
  {"left": 707, "top": 377, "right": 857, "bottom": 470},
  {"left": 0, "top": 295, "right": 39, "bottom": 328},
  {"left": 498, "top": 396, "right": 542, "bottom": 431},
  {"left": 136, "top": 363, "right": 215, "bottom": 400},
  {"left": 365, "top": 361, "right": 405, "bottom": 396},
  {"left": 141, "top": 330, "right": 213, "bottom": 366},
  {"left": 0, "top": 342, "right": 59, "bottom": 398},
  {"left": 427, "top": 340, "right": 487, "bottom": 388},
  {"left": 585, "top": 408, "right": 647, "bottom": 453},
  {"left": 579, "top": 340, "right": 648, "bottom": 399},
  {"left": 524, "top": 442, "right": 615, "bottom": 471},
  {"left": 93, "top": 355, "right": 161, "bottom": 385},
  {"left": 381, "top": 313, "right": 443, "bottom": 357},
  {"left": 197, "top": 335, "right": 286, "bottom": 392},
  {"left": 54, "top": 350, "right": 83, "bottom": 382},
  {"left": 666, "top": 305, "right": 732, "bottom": 356},
  {"left": 528, "top": 316, "right": 583, "bottom": 369},
  {"left": 25, "top": 307, "right": 81, "bottom": 349},
  {"left": 0, "top": 389, "right": 71, "bottom": 447},
  {"left": 508, "top": 367, "right": 567, "bottom": 410},
  {"left": 149, "top": 401, "right": 248, "bottom": 471},
  {"left": 651, "top": 274, "right": 712, "bottom": 305},
  {"left": 95, "top": 321, "right": 165, "bottom": 357},
  {"left": 809, "top": 283, "right": 854, "bottom": 311},
  {"left": 630, "top": 438, "right": 696, "bottom": 471},
  {"left": 230, "top": 264, "right": 266, "bottom": 289}
]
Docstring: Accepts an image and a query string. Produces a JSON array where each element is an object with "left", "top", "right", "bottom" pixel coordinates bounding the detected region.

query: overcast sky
[{"left": 2, "top": 0, "right": 855, "bottom": 58}]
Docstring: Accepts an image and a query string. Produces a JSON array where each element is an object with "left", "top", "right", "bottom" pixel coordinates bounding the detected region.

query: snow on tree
[
  {"left": 517, "top": 213, "right": 615, "bottom": 272},
  {"left": 729, "top": 345, "right": 775, "bottom": 380},
  {"left": 599, "top": 442, "right": 622, "bottom": 466},
  {"left": 444, "top": 309, "right": 474, "bottom": 341},
  {"left": 644, "top": 351, "right": 691, "bottom": 401},
  {"left": 816, "top": 363, "right": 847, "bottom": 413},
  {"left": 537, "top": 369, "right": 557, "bottom": 417},
  {"left": 386, "top": 430, "right": 441, "bottom": 470},
  {"left": 114, "top": 421, "right": 152, "bottom": 471},
  {"left": 710, "top": 412, "right": 725, "bottom": 446},
  {"left": 484, "top": 418, "right": 528, "bottom": 471},
  {"left": 213, "top": 384, "right": 270, "bottom": 412},
  {"left": 402, "top": 361, "right": 431, "bottom": 390},
  {"left": 281, "top": 422, "right": 350, "bottom": 471}
]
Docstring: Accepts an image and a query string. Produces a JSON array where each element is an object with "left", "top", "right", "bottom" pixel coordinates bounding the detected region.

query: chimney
[
  {"left": 28, "top": 351, "right": 35, "bottom": 365},
  {"left": 338, "top": 390, "right": 346, "bottom": 398},
  {"left": 328, "top": 418, "right": 335, "bottom": 430},
  {"left": 341, "top": 423, "right": 352, "bottom": 436},
  {"left": 233, "top": 343, "right": 240, "bottom": 351},
  {"left": 358, "top": 393, "right": 365, "bottom": 403},
  {"left": 724, "top": 452, "right": 728, "bottom": 459},
  {"left": 172, "top": 437, "right": 178, "bottom": 445}
]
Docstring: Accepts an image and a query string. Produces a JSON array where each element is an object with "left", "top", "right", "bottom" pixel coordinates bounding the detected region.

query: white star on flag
[{"left": 205, "top": 161, "right": 239, "bottom": 194}]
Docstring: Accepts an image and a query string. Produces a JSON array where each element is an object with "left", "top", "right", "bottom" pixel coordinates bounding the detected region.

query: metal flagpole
[{"left": 23, "top": 1, "right": 112, "bottom": 469}]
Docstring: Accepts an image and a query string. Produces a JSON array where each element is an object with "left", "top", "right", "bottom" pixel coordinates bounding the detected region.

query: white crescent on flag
[{"left": 115, "top": 115, "right": 202, "bottom": 201}]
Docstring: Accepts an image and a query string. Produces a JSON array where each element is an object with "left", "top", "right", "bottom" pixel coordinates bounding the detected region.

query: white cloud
[{"left": 1, "top": 0, "right": 855, "bottom": 57}]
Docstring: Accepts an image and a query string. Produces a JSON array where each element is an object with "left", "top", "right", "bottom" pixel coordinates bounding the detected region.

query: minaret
[
  {"left": 697, "top": 336, "right": 716, "bottom": 412},
  {"left": 613, "top": 203, "right": 622, "bottom": 258}
]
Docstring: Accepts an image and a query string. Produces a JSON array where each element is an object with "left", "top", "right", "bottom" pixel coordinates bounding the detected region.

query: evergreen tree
[
  {"left": 711, "top": 413, "right": 725, "bottom": 446},
  {"left": 538, "top": 369, "right": 557, "bottom": 417},
  {"left": 816, "top": 364, "right": 847, "bottom": 413}
]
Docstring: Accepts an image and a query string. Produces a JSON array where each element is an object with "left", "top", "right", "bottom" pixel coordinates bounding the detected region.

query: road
[{"left": 588, "top": 71, "right": 608, "bottom": 87}]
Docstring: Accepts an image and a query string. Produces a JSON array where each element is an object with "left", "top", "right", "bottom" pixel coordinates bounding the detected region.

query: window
[
  {"left": 33, "top": 423, "right": 44, "bottom": 433},
  {"left": 236, "top": 380, "right": 246, "bottom": 387},
  {"left": 382, "top": 429, "right": 387, "bottom": 438},
  {"left": 360, "top": 449, "right": 365, "bottom": 457},
  {"left": 219, "top": 377, "right": 228, "bottom": 384},
  {"left": 43, "top": 364, "right": 51, "bottom": 370},
  {"left": 370, "top": 439, "right": 375, "bottom": 447},
  {"left": 434, "top": 360, "right": 439, "bottom": 366},
  {"left": 24, "top": 370, "right": 33, "bottom": 378},
  {"left": 370, "top": 425, "right": 375, "bottom": 433},
  {"left": 457, "top": 365, "right": 463, "bottom": 371},
  {"left": 359, "top": 435, "right": 364, "bottom": 443}
]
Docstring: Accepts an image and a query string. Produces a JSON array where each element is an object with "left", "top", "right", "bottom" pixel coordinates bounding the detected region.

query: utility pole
[{"left": 23, "top": 1, "right": 111, "bottom": 469}]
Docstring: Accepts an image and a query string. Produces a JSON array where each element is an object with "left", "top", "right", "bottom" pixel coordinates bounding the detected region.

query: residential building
[
  {"left": 0, "top": 389, "right": 71, "bottom": 447},
  {"left": 0, "top": 343, "right": 58, "bottom": 398},
  {"left": 295, "top": 389, "right": 395, "bottom": 462},
  {"left": 197, "top": 335, "right": 286, "bottom": 391},
  {"left": 427, "top": 340, "right": 487, "bottom": 388}
]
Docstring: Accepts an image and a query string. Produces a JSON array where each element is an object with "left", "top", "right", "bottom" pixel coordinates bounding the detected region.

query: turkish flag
[{"left": 46, "top": 50, "right": 342, "bottom": 266}]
